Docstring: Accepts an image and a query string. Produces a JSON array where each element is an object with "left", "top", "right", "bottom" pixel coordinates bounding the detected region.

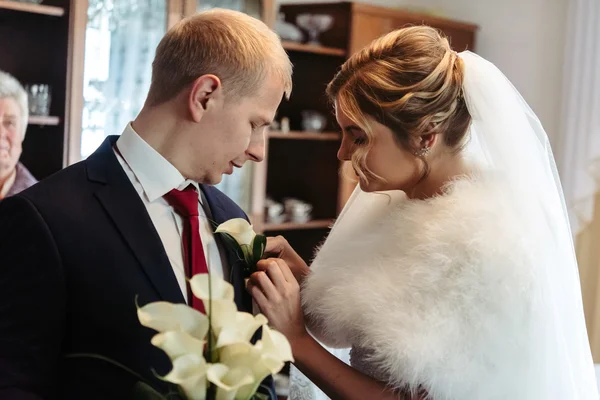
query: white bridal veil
[{"left": 457, "top": 50, "right": 598, "bottom": 398}]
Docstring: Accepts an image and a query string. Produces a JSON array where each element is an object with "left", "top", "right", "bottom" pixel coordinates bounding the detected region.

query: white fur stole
[{"left": 302, "top": 173, "right": 539, "bottom": 399}]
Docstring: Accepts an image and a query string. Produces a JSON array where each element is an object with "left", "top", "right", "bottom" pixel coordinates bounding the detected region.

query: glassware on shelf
[
  {"left": 24, "top": 84, "right": 51, "bottom": 116},
  {"left": 301, "top": 110, "right": 327, "bottom": 132},
  {"left": 280, "top": 117, "right": 290, "bottom": 134},
  {"left": 265, "top": 196, "right": 313, "bottom": 224},
  {"left": 283, "top": 197, "right": 313, "bottom": 223},
  {"left": 275, "top": 12, "right": 304, "bottom": 42},
  {"left": 265, "top": 197, "right": 285, "bottom": 224},
  {"left": 295, "top": 13, "right": 334, "bottom": 46}
]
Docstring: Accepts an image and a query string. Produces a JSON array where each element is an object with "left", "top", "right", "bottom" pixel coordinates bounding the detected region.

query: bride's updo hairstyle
[{"left": 327, "top": 25, "right": 471, "bottom": 184}]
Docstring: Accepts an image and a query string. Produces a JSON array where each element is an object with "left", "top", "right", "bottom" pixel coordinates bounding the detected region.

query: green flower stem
[{"left": 207, "top": 269, "right": 217, "bottom": 400}]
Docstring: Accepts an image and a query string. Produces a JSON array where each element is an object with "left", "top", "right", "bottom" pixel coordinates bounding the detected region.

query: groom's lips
[{"left": 226, "top": 162, "right": 242, "bottom": 174}]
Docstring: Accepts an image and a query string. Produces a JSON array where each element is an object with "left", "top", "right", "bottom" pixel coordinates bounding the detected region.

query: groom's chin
[{"left": 205, "top": 174, "right": 224, "bottom": 185}]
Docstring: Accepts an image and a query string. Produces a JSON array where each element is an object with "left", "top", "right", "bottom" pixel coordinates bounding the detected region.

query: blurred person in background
[{"left": 0, "top": 70, "right": 37, "bottom": 200}]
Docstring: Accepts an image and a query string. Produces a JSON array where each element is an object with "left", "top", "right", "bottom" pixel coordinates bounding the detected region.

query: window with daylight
[{"left": 80, "top": 0, "right": 167, "bottom": 159}]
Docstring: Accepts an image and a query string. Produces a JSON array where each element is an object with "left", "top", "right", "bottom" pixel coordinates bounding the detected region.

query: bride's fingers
[
  {"left": 264, "top": 235, "right": 287, "bottom": 257},
  {"left": 256, "top": 258, "right": 276, "bottom": 272},
  {"left": 276, "top": 258, "right": 297, "bottom": 284},
  {"left": 247, "top": 280, "right": 268, "bottom": 308},
  {"left": 250, "top": 271, "right": 279, "bottom": 301},
  {"left": 265, "top": 259, "right": 288, "bottom": 287}
]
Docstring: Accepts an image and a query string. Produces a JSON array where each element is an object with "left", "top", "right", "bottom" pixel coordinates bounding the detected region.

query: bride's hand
[
  {"left": 263, "top": 236, "right": 311, "bottom": 285},
  {"left": 247, "top": 258, "right": 308, "bottom": 344}
]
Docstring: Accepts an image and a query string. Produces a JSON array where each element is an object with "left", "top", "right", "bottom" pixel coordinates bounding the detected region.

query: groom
[{"left": 0, "top": 9, "right": 291, "bottom": 400}]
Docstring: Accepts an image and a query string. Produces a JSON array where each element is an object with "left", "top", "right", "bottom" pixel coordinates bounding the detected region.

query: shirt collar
[{"left": 116, "top": 123, "right": 201, "bottom": 203}]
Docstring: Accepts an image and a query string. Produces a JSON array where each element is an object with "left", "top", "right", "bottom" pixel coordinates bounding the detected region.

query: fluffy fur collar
[{"left": 302, "top": 172, "right": 539, "bottom": 399}]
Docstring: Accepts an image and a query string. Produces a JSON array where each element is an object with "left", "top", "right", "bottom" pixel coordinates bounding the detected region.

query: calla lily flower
[
  {"left": 214, "top": 218, "right": 256, "bottom": 247},
  {"left": 163, "top": 353, "right": 209, "bottom": 400},
  {"left": 218, "top": 325, "right": 295, "bottom": 400},
  {"left": 190, "top": 273, "right": 235, "bottom": 302},
  {"left": 215, "top": 312, "right": 268, "bottom": 348},
  {"left": 151, "top": 330, "right": 206, "bottom": 359},
  {"left": 137, "top": 301, "right": 209, "bottom": 341},
  {"left": 206, "top": 364, "right": 255, "bottom": 400}
]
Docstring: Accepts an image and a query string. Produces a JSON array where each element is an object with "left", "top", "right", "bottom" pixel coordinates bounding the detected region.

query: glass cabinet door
[
  {"left": 80, "top": 0, "right": 168, "bottom": 159},
  {"left": 196, "top": 0, "right": 262, "bottom": 20}
]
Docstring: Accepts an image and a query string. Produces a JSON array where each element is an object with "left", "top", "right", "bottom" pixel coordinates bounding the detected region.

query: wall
[{"left": 277, "top": 0, "right": 569, "bottom": 147}]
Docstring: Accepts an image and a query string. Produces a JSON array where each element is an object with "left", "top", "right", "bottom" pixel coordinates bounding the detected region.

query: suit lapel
[
  {"left": 200, "top": 185, "right": 250, "bottom": 312},
  {"left": 87, "top": 136, "right": 185, "bottom": 304}
]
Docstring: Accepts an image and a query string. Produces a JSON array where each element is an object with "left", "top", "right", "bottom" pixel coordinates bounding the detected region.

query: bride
[{"left": 247, "top": 26, "right": 598, "bottom": 399}]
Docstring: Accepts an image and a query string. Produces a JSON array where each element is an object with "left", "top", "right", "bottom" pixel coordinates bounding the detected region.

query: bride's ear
[{"left": 418, "top": 133, "right": 438, "bottom": 150}]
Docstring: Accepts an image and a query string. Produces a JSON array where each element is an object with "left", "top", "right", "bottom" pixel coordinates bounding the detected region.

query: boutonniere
[{"left": 215, "top": 218, "right": 266, "bottom": 276}]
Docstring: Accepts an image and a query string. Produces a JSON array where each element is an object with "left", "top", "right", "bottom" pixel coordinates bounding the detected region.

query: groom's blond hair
[{"left": 147, "top": 8, "right": 292, "bottom": 105}]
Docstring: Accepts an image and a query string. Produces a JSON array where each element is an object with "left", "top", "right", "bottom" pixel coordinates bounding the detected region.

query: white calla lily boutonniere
[{"left": 214, "top": 218, "right": 266, "bottom": 276}]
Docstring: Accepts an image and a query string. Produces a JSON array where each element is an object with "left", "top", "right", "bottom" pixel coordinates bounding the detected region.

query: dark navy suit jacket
[{"left": 0, "top": 136, "right": 275, "bottom": 400}]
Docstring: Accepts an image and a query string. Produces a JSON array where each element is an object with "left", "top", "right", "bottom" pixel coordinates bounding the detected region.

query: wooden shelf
[
  {"left": 28, "top": 115, "right": 60, "bottom": 125},
  {"left": 282, "top": 41, "right": 346, "bottom": 57},
  {"left": 268, "top": 130, "right": 341, "bottom": 141},
  {"left": 0, "top": 1, "right": 65, "bottom": 16},
  {"left": 263, "top": 219, "right": 334, "bottom": 232}
]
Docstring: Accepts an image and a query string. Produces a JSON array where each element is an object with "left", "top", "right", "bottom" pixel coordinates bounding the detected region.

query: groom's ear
[{"left": 189, "top": 74, "right": 222, "bottom": 122}]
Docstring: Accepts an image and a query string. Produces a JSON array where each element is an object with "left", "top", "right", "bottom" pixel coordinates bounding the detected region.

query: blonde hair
[
  {"left": 0, "top": 70, "right": 28, "bottom": 139},
  {"left": 327, "top": 25, "right": 471, "bottom": 185},
  {"left": 147, "top": 8, "right": 292, "bottom": 106}
]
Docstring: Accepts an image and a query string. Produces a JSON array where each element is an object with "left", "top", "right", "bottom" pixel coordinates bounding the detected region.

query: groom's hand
[{"left": 264, "top": 236, "right": 310, "bottom": 285}]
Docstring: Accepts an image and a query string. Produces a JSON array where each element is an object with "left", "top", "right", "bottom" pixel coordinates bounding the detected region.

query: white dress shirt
[{"left": 113, "top": 123, "right": 229, "bottom": 301}]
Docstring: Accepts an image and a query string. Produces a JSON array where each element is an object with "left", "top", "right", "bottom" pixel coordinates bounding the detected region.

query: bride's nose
[{"left": 337, "top": 136, "right": 353, "bottom": 162}]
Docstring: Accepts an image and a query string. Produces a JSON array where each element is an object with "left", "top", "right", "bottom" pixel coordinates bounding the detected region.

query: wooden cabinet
[{"left": 349, "top": 3, "right": 477, "bottom": 54}]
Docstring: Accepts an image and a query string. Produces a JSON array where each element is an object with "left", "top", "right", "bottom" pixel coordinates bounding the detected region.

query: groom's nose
[{"left": 246, "top": 135, "right": 266, "bottom": 162}]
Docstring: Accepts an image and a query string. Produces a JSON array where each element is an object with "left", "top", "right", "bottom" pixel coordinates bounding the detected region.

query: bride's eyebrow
[{"left": 343, "top": 125, "right": 364, "bottom": 134}]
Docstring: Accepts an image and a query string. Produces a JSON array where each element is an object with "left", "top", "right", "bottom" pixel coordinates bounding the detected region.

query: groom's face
[{"left": 187, "top": 73, "right": 284, "bottom": 184}]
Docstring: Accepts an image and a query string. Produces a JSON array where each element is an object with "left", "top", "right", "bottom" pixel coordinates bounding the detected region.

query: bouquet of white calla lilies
[
  {"left": 214, "top": 218, "right": 266, "bottom": 276},
  {"left": 136, "top": 273, "right": 293, "bottom": 400}
]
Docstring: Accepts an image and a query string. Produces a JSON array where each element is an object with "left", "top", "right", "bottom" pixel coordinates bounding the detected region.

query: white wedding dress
[{"left": 287, "top": 51, "right": 598, "bottom": 399}]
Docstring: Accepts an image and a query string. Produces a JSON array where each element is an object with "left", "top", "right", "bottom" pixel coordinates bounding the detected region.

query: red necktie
[{"left": 163, "top": 185, "right": 208, "bottom": 314}]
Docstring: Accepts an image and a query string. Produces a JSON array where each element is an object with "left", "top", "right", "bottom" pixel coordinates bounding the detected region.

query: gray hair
[{"left": 0, "top": 70, "right": 28, "bottom": 139}]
